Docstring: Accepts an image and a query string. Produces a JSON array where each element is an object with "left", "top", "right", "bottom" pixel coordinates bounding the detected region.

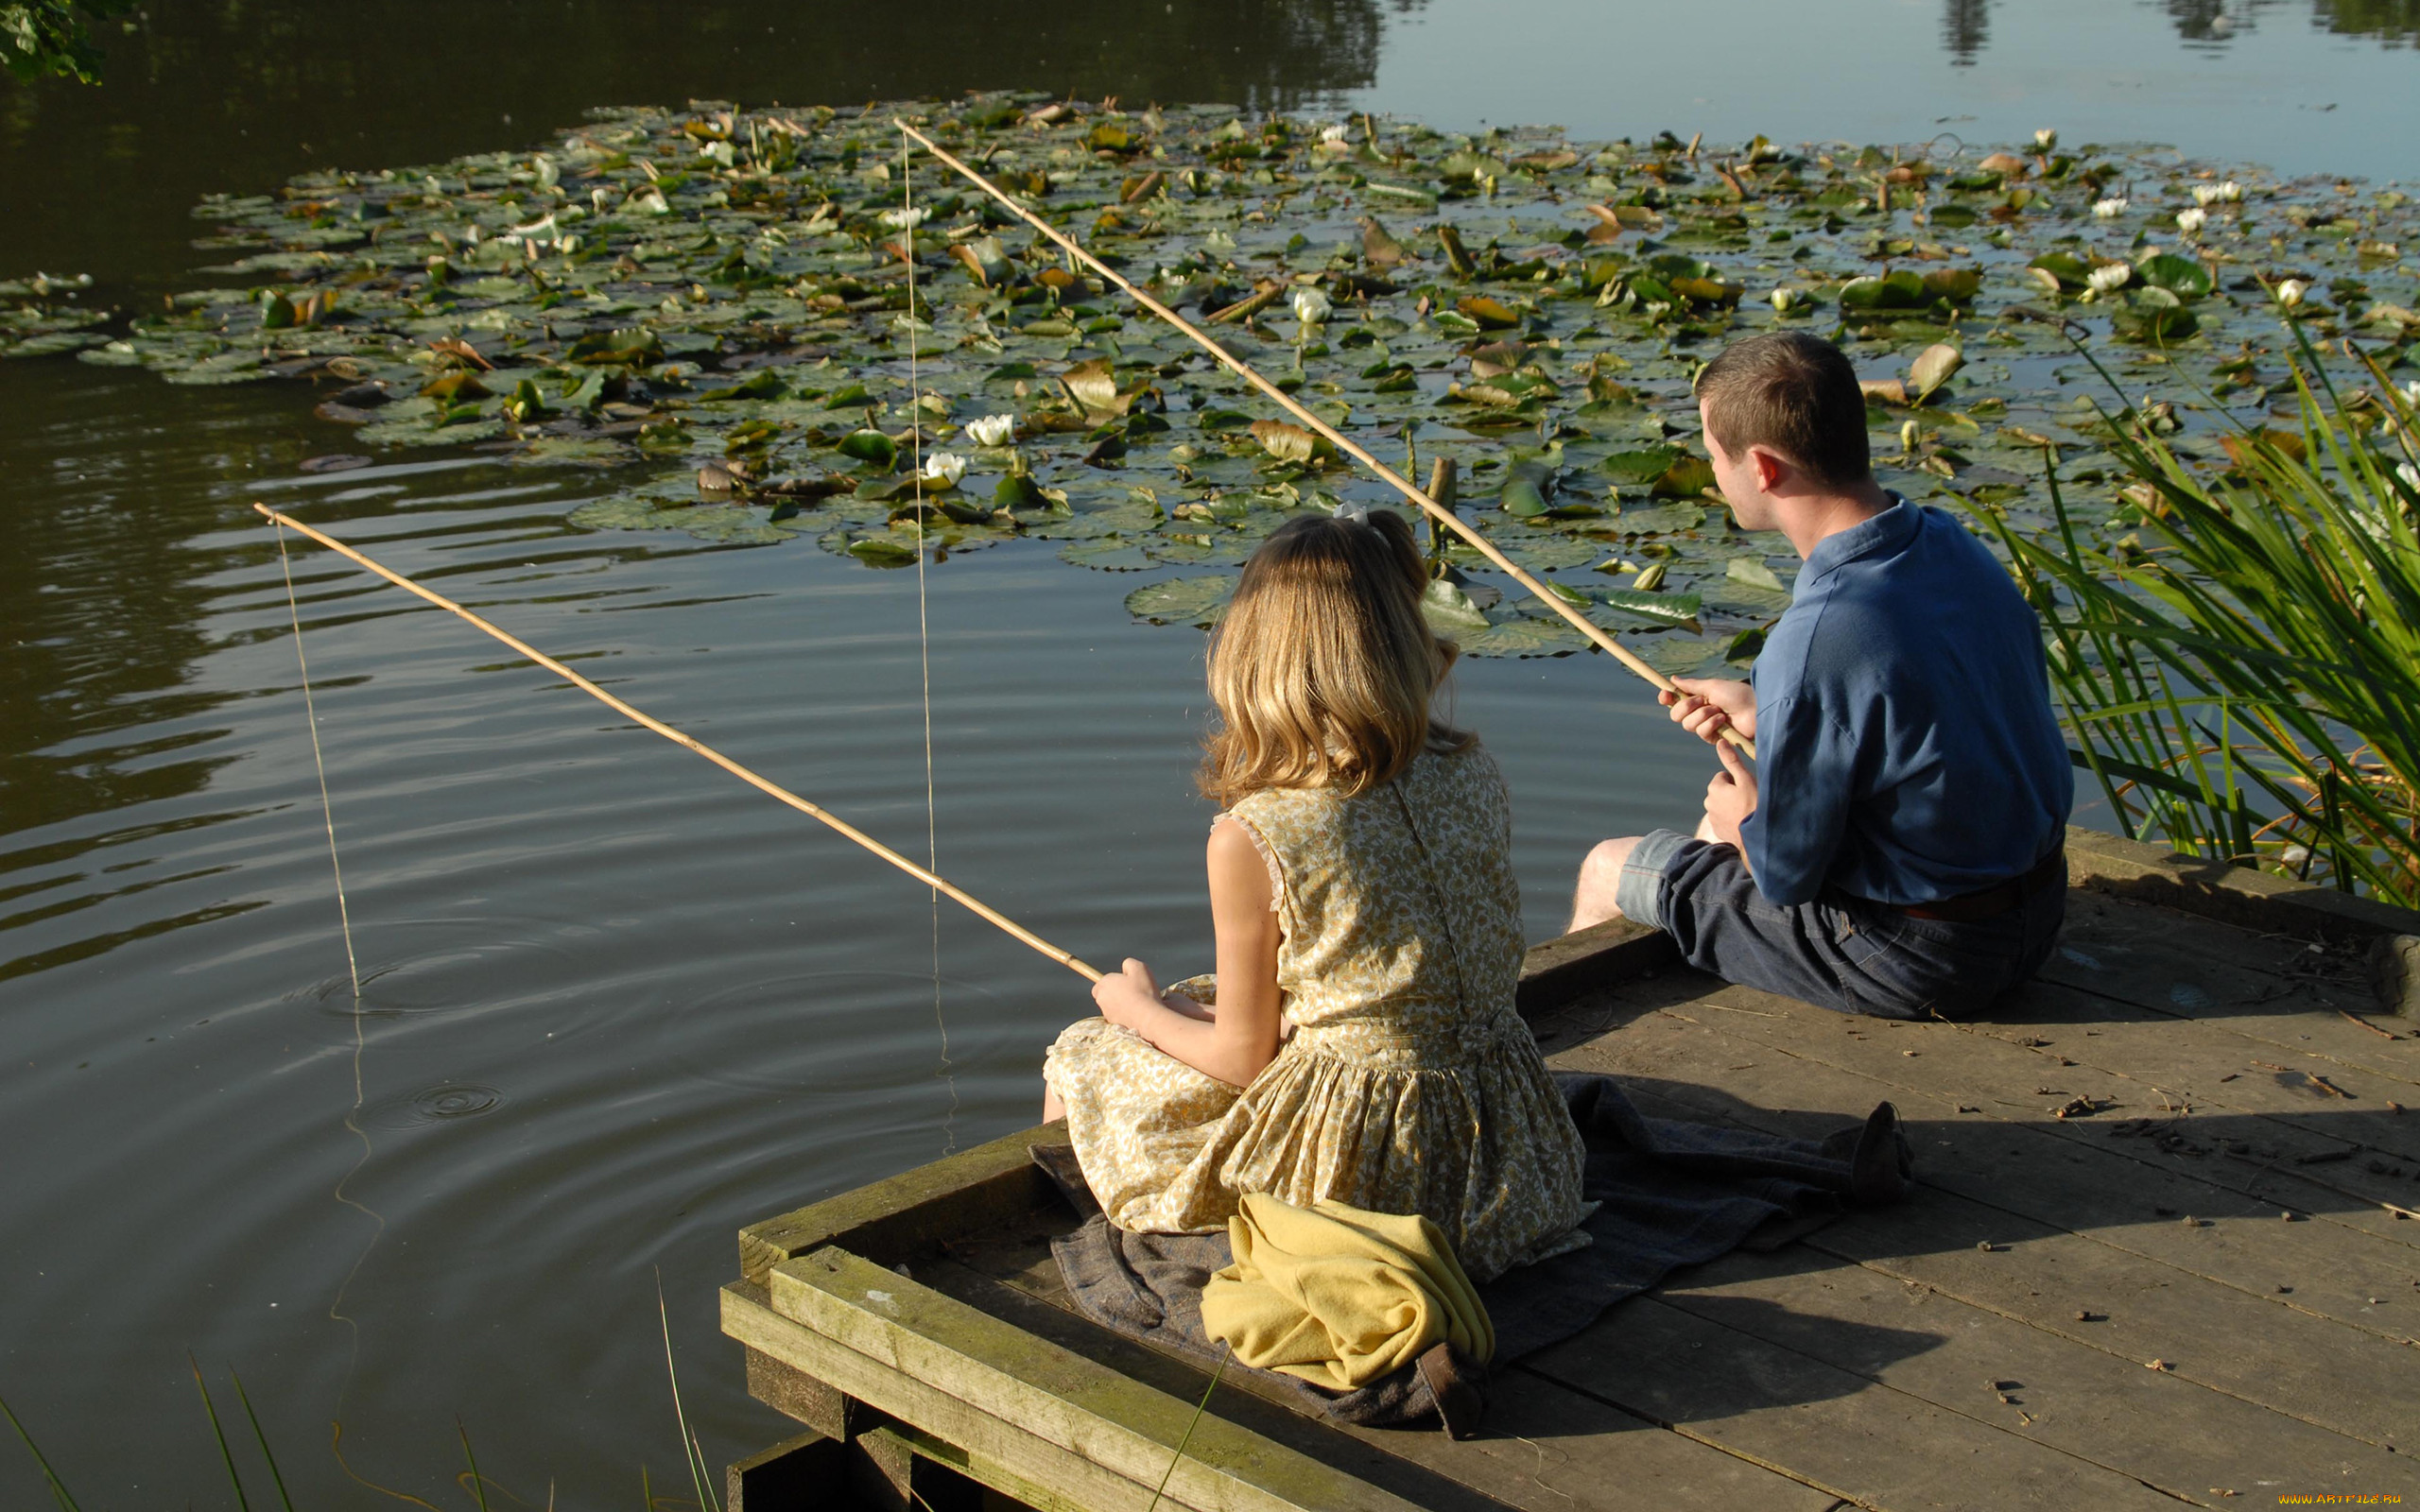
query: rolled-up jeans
[{"left": 1615, "top": 829, "right": 2066, "bottom": 1021}]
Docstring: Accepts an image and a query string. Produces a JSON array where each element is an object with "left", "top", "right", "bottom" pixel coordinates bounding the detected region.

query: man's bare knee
[{"left": 1570, "top": 835, "right": 1644, "bottom": 932}]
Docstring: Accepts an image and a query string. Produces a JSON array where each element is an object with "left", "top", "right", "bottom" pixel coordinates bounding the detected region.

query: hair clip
[{"left": 1331, "top": 500, "right": 1374, "bottom": 524}]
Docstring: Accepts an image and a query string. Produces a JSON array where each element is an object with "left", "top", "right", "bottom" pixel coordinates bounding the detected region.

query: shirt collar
[{"left": 1797, "top": 493, "right": 1917, "bottom": 594}]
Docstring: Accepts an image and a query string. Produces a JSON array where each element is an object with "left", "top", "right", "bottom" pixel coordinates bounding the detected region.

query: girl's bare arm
[{"left": 1091, "top": 817, "right": 1283, "bottom": 1087}]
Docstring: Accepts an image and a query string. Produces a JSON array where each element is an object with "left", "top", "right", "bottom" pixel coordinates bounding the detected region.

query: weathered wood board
[{"left": 724, "top": 827, "right": 2420, "bottom": 1510}]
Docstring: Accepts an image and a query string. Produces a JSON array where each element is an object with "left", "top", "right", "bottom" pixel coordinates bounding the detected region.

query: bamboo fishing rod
[
  {"left": 253, "top": 503, "right": 1106, "bottom": 983},
  {"left": 894, "top": 118, "right": 1757, "bottom": 760}
]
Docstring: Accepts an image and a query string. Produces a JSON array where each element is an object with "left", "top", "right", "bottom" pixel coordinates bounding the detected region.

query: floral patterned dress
[{"left": 1043, "top": 742, "right": 1592, "bottom": 1282}]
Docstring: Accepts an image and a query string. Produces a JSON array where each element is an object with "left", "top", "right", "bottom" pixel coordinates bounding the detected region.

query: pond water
[{"left": 1, "top": 3, "right": 2411, "bottom": 1504}]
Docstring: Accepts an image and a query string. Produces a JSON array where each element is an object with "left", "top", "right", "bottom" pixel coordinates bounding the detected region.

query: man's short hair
[{"left": 1694, "top": 333, "right": 1871, "bottom": 489}]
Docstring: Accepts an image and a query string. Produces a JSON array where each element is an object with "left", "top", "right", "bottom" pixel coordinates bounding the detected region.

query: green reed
[{"left": 1965, "top": 326, "right": 2420, "bottom": 905}]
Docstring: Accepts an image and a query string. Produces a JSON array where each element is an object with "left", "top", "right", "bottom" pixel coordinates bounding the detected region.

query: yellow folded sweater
[{"left": 1200, "top": 1193, "right": 1495, "bottom": 1390}]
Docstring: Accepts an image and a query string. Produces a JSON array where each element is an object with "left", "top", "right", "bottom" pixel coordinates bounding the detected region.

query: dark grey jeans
[{"left": 1615, "top": 829, "right": 2066, "bottom": 1021}]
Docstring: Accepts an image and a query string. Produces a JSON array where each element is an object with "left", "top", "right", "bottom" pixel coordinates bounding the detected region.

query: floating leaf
[
  {"left": 1126, "top": 574, "right": 1236, "bottom": 626},
  {"left": 838, "top": 429, "right": 898, "bottom": 468},
  {"left": 1061, "top": 358, "right": 1124, "bottom": 414},
  {"left": 2135, "top": 252, "right": 2214, "bottom": 300},
  {"left": 1249, "top": 419, "right": 1320, "bottom": 464},
  {"left": 1061, "top": 538, "right": 1156, "bottom": 571},
  {"left": 1456, "top": 295, "right": 1523, "bottom": 330},
  {"left": 1500, "top": 477, "right": 1549, "bottom": 518},
  {"left": 1651, "top": 455, "right": 1716, "bottom": 500},
  {"left": 1910, "top": 343, "right": 1964, "bottom": 403},
  {"left": 1601, "top": 446, "right": 1682, "bottom": 485},
  {"left": 846, "top": 536, "right": 919, "bottom": 567},
  {"left": 1726, "top": 556, "right": 1789, "bottom": 593},
  {"left": 1459, "top": 615, "right": 1584, "bottom": 659},
  {"left": 1606, "top": 501, "right": 1706, "bottom": 535},
  {"left": 1594, "top": 587, "right": 1703, "bottom": 626},
  {"left": 1421, "top": 576, "right": 1494, "bottom": 634}
]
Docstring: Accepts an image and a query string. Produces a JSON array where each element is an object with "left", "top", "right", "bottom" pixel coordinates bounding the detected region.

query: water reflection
[
  {"left": 1936, "top": 0, "right": 2417, "bottom": 54},
  {"left": 1945, "top": 0, "right": 1992, "bottom": 63},
  {"left": 0, "top": 0, "right": 1423, "bottom": 284},
  {"left": 2147, "top": 0, "right": 2419, "bottom": 44}
]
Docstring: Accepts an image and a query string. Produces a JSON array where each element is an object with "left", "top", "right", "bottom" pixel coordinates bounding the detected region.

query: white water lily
[
  {"left": 1320, "top": 123, "right": 1352, "bottom": 144},
  {"left": 879, "top": 206, "right": 929, "bottom": 231},
  {"left": 2175, "top": 207, "right": 2208, "bottom": 234},
  {"left": 2398, "top": 461, "right": 2420, "bottom": 492},
  {"left": 1769, "top": 286, "right": 1806, "bottom": 313},
  {"left": 2217, "top": 180, "right": 2243, "bottom": 202},
  {"left": 2087, "top": 263, "right": 2133, "bottom": 294},
  {"left": 1291, "top": 285, "right": 1333, "bottom": 324},
  {"left": 2191, "top": 182, "right": 2223, "bottom": 207},
  {"left": 964, "top": 414, "right": 1016, "bottom": 447},
  {"left": 2277, "top": 278, "right": 2309, "bottom": 307},
  {"left": 2033, "top": 128, "right": 2058, "bottom": 150},
  {"left": 2093, "top": 198, "right": 2129, "bottom": 218},
  {"left": 921, "top": 451, "right": 967, "bottom": 487},
  {"left": 699, "top": 139, "right": 735, "bottom": 168}
]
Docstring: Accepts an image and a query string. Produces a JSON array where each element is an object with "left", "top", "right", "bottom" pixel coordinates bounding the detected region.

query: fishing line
[
  {"left": 268, "top": 517, "right": 389, "bottom": 1441},
  {"left": 274, "top": 520, "right": 362, "bottom": 1001},
  {"left": 902, "top": 129, "right": 959, "bottom": 1153}
]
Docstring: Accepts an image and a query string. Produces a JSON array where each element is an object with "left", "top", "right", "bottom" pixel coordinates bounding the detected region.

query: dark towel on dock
[{"left": 1034, "top": 1073, "right": 1910, "bottom": 1435}]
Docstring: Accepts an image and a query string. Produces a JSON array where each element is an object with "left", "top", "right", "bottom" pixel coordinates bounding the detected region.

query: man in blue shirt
[{"left": 1568, "top": 332, "right": 2071, "bottom": 1019}]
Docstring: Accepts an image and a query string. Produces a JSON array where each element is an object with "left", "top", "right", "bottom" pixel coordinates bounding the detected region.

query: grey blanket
[{"left": 1036, "top": 1073, "right": 1910, "bottom": 1435}]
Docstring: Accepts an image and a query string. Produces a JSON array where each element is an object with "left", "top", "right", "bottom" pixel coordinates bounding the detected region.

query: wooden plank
[
  {"left": 925, "top": 1251, "right": 1842, "bottom": 1512},
  {"left": 863, "top": 1421, "right": 1090, "bottom": 1512},
  {"left": 739, "top": 1120, "right": 1070, "bottom": 1284},
  {"left": 727, "top": 1280, "right": 1225, "bottom": 1512},
  {"left": 1526, "top": 1293, "right": 2188, "bottom": 1511},
  {"left": 1797, "top": 1186, "right": 2420, "bottom": 1447},
  {"left": 1641, "top": 1243, "right": 2410, "bottom": 1500},
  {"left": 2065, "top": 824, "right": 2420, "bottom": 946},
  {"left": 1549, "top": 1005, "right": 2420, "bottom": 1438},
  {"left": 916, "top": 1257, "right": 1517, "bottom": 1512},
  {"left": 1516, "top": 917, "right": 1676, "bottom": 1020},
  {"left": 744, "top": 1343, "right": 856, "bottom": 1438},
  {"left": 1554, "top": 1007, "right": 2420, "bottom": 1342},
  {"left": 2042, "top": 891, "right": 2420, "bottom": 1086},
  {"left": 764, "top": 1249, "right": 1427, "bottom": 1512},
  {"left": 1592, "top": 970, "right": 2420, "bottom": 1236},
  {"left": 725, "top": 1430, "right": 846, "bottom": 1512},
  {"left": 1978, "top": 980, "right": 2420, "bottom": 1165}
]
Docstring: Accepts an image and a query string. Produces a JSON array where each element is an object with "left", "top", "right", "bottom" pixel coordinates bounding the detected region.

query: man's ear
[{"left": 1750, "top": 445, "right": 1790, "bottom": 493}]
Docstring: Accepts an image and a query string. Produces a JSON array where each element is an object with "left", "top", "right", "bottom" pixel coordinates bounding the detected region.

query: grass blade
[
  {"left": 0, "top": 1389, "right": 82, "bottom": 1512},
  {"left": 1146, "top": 1345, "right": 1231, "bottom": 1512},
  {"left": 190, "top": 1355, "right": 254, "bottom": 1512},
  {"left": 228, "top": 1369, "right": 296, "bottom": 1512},
  {"left": 458, "top": 1419, "right": 493, "bottom": 1512},
  {"left": 655, "top": 1269, "right": 721, "bottom": 1512}
]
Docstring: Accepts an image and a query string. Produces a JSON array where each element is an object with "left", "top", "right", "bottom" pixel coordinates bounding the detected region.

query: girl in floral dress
[{"left": 1042, "top": 507, "right": 1590, "bottom": 1281}]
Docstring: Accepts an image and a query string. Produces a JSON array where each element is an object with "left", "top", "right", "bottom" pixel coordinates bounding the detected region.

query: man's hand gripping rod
[{"left": 893, "top": 117, "right": 1756, "bottom": 760}]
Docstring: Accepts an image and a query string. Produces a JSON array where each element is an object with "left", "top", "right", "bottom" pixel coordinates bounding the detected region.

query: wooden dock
[{"left": 720, "top": 827, "right": 2420, "bottom": 1511}]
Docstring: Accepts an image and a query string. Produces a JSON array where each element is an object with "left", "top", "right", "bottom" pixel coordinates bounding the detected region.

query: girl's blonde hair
[{"left": 1199, "top": 508, "right": 1473, "bottom": 806}]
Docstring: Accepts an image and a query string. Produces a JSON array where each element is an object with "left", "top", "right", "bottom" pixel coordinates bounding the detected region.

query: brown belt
[{"left": 1872, "top": 846, "right": 2067, "bottom": 924}]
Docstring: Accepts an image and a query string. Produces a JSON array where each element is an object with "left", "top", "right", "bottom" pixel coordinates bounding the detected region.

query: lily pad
[
  {"left": 1126, "top": 575, "right": 1236, "bottom": 626},
  {"left": 1421, "top": 576, "right": 1494, "bottom": 635}
]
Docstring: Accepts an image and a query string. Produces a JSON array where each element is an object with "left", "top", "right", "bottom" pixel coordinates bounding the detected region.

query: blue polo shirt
[{"left": 1737, "top": 499, "right": 2071, "bottom": 906}]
